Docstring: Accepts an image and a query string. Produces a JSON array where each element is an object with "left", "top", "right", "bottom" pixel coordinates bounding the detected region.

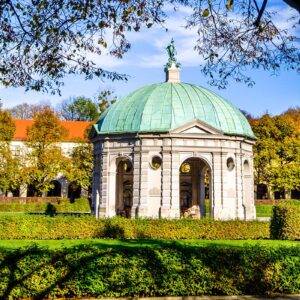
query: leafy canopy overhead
[
  {"left": 0, "top": 0, "right": 164, "bottom": 94},
  {"left": 0, "top": 0, "right": 299, "bottom": 92}
]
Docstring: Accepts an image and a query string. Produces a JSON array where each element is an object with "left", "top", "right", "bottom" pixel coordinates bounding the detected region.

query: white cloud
[
  {"left": 270, "top": 6, "right": 299, "bottom": 34},
  {"left": 76, "top": 4, "right": 205, "bottom": 70}
]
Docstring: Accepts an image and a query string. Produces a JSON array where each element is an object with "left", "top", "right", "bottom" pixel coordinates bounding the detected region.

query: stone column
[
  {"left": 137, "top": 149, "right": 149, "bottom": 217},
  {"left": 243, "top": 157, "right": 256, "bottom": 220},
  {"left": 170, "top": 151, "right": 180, "bottom": 218},
  {"left": 132, "top": 139, "right": 149, "bottom": 218},
  {"left": 160, "top": 138, "right": 173, "bottom": 218},
  {"left": 212, "top": 152, "right": 223, "bottom": 219},
  {"left": 160, "top": 139, "right": 172, "bottom": 218},
  {"left": 107, "top": 159, "right": 117, "bottom": 217},
  {"left": 98, "top": 146, "right": 109, "bottom": 217},
  {"left": 60, "top": 177, "right": 68, "bottom": 199},
  {"left": 235, "top": 150, "right": 244, "bottom": 219},
  {"left": 191, "top": 160, "right": 199, "bottom": 206},
  {"left": 92, "top": 151, "right": 101, "bottom": 217},
  {"left": 131, "top": 148, "right": 140, "bottom": 218},
  {"left": 200, "top": 167, "right": 206, "bottom": 218},
  {"left": 20, "top": 184, "right": 27, "bottom": 197}
]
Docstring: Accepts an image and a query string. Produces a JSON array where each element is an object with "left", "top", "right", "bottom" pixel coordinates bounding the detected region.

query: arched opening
[
  {"left": 68, "top": 182, "right": 81, "bottom": 202},
  {"left": 179, "top": 157, "right": 211, "bottom": 218},
  {"left": 116, "top": 159, "right": 133, "bottom": 218},
  {"left": 47, "top": 180, "right": 62, "bottom": 197},
  {"left": 274, "top": 189, "right": 285, "bottom": 200},
  {"left": 291, "top": 189, "right": 300, "bottom": 199},
  {"left": 27, "top": 184, "right": 42, "bottom": 197},
  {"left": 11, "top": 188, "right": 20, "bottom": 197},
  {"left": 257, "top": 183, "right": 268, "bottom": 199}
]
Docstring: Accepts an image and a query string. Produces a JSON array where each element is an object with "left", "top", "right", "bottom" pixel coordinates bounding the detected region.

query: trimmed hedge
[
  {"left": 270, "top": 201, "right": 300, "bottom": 240},
  {"left": 0, "top": 197, "right": 61, "bottom": 204},
  {"left": 0, "top": 198, "right": 90, "bottom": 213},
  {"left": 0, "top": 244, "right": 299, "bottom": 298},
  {"left": 0, "top": 215, "right": 269, "bottom": 240}
]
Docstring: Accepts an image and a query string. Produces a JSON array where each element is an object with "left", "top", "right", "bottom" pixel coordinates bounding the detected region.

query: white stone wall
[{"left": 92, "top": 132, "right": 256, "bottom": 220}]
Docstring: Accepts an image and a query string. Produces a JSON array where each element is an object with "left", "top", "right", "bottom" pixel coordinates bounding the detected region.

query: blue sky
[{"left": 0, "top": 1, "right": 299, "bottom": 117}]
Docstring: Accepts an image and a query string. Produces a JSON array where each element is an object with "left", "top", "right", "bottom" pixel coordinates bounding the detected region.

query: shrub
[
  {"left": 270, "top": 201, "right": 300, "bottom": 240},
  {"left": 0, "top": 244, "right": 299, "bottom": 299},
  {"left": 0, "top": 215, "right": 270, "bottom": 240},
  {"left": 0, "top": 198, "right": 90, "bottom": 213}
]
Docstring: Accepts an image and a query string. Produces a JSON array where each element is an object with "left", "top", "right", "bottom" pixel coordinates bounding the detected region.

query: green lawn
[
  {"left": 0, "top": 238, "right": 298, "bottom": 251},
  {"left": 256, "top": 205, "right": 273, "bottom": 217},
  {"left": 205, "top": 200, "right": 272, "bottom": 218}
]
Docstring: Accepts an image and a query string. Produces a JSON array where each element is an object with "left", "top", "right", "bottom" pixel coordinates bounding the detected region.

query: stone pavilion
[{"left": 90, "top": 42, "right": 256, "bottom": 220}]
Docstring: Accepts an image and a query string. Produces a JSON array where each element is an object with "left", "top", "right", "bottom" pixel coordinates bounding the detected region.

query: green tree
[
  {"left": 24, "top": 108, "right": 68, "bottom": 196},
  {"left": 0, "top": 1, "right": 298, "bottom": 92},
  {"left": 0, "top": 109, "right": 16, "bottom": 141},
  {"left": 252, "top": 113, "right": 300, "bottom": 199},
  {"left": 282, "top": 107, "right": 300, "bottom": 132},
  {"left": 268, "top": 115, "right": 300, "bottom": 196},
  {"left": 66, "top": 143, "right": 93, "bottom": 198},
  {"left": 0, "top": 146, "right": 21, "bottom": 196},
  {"left": 0, "top": 108, "right": 20, "bottom": 195},
  {"left": 58, "top": 97, "right": 100, "bottom": 121}
]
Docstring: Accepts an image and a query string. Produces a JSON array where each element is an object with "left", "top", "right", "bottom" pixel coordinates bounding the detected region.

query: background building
[{"left": 2, "top": 120, "right": 91, "bottom": 199}]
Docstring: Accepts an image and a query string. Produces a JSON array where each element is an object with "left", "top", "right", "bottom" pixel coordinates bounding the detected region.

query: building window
[
  {"left": 150, "top": 156, "right": 162, "bottom": 170},
  {"left": 12, "top": 146, "right": 21, "bottom": 156},
  {"left": 227, "top": 157, "right": 235, "bottom": 171},
  {"left": 180, "top": 162, "right": 191, "bottom": 174}
]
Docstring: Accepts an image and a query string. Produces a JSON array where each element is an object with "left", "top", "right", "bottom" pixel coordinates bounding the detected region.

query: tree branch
[{"left": 253, "top": 0, "right": 268, "bottom": 27}]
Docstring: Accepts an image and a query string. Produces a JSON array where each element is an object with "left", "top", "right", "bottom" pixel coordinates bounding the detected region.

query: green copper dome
[{"left": 95, "top": 82, "right": 255, "bottom": 140}]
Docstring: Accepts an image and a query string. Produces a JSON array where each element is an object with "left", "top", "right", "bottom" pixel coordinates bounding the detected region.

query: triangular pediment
[{"left": 171, "top": 119, "right": 223, "bottom": 135}]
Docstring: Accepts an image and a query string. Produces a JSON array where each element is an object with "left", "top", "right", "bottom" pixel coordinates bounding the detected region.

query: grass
[
  {"left": 0, "top": 238, "right": 299, "bottom": 251},
  {"left": 256, "top": 205, "right": 273, "bottom": 217},
  {"left": 204, "top": 200, "right": 271, "bottom": 218},
  {"left": 0, "top": 199, "right": 287, "bottom": 218},
  {"left": 0, "top": 198, "right": 90, "bottom": 213}
]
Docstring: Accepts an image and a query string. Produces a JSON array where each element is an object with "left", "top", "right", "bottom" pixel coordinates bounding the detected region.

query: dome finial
[{"left": 165, "top": 39, "right": 181, "bottom": 83}]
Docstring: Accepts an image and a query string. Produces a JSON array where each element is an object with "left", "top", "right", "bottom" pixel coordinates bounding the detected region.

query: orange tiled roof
[{"left": 13, "top": 119, "right": 93, "bottom": 141}]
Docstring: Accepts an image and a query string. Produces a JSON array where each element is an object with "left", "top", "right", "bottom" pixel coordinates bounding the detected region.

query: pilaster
[
  {"left": 200, "top": 168, "right": 206, "bottom": 218},
  {"left": 235, "top": 149, "right": 244, "bottom": 219},
  {"left": 137, "top": 150, "right": 149, "bottom": 217},
  {"left": 131, "top": 149, "right": 140, "bottom": 218},
  {"left": 98, "top": 151, "right": 108, "bottom": 217},
  {"left": 211, "top": 152, "right": 224, "bottom": 219},
  {"left": 170, "top": 151, "right": 180, "bottom": 218},
  {"left": 160, "top": 139, "right": 173, "bottom": 218}
]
